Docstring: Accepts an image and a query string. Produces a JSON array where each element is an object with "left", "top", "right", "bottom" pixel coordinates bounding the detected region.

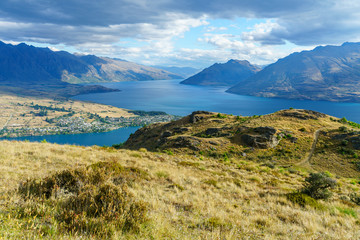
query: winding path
[
  {"left": 296, "top": 128, "right": 323, "bottom": 167},
  {"left": 1, "top": 113, "right": 13, "bottom": 131}
]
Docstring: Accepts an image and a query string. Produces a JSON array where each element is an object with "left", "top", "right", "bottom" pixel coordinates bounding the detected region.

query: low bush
[
  {"left": 349, "top": 193, "right": 360, "bottom": 206},
  {"left": 286, "top": 192, "right": 325, "bottom": 210},
  {"left": 302, "top": 172, "right": 337, "bottom": 200},
  {"left": 16, "top": 161, "right": 148, "bottom": 237}
]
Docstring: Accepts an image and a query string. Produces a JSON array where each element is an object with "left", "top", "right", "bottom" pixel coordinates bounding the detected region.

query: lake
[
  {"left": 1, "top": 126, "right": 140, "bottom": 147},
  {"left": 74, "top": 79, "right": 360, "bottom": 122}
]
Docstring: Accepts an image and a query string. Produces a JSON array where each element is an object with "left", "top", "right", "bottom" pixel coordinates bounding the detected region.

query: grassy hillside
[
  {"left": 124, "top": 109, "right": 360, "bottom": 178},
  {"left": 1, "top": 137, "right": 360, "bottom": 239}
]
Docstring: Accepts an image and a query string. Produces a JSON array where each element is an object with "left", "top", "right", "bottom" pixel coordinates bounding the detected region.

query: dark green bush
[
  {"left": 349, "top": 193, "right": 360, "bottom": 206},
  {"left": 286, "top": 192, "right": 325, "bottom": 210},
  {"left": 302, "top": 172, "right": 337, "bottom": 200}
]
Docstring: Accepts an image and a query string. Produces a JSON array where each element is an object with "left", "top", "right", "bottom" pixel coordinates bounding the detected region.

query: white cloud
[{"left": 1, "top": 0, "right": 360, "bottom": 67}]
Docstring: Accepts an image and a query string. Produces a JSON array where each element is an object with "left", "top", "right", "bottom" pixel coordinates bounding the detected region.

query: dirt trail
[
  {"left": 296, "top": 128, "right": 323, "bottom": 167},
  {"left": 1, "top": 113, "right": 13, "bottom": 131}
]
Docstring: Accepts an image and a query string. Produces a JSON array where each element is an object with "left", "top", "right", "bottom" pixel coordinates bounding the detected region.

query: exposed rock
[
  {"left": 209, "top": 141, "right": 219, "bottom": 146},
  {"left": 254, "top": 127, "right": 277, "bottom": 135},
  {"left": 189, "top": 111, "right": 213, "bottom": 123},
  {"left": 205, "top": 128, "right": 221, "bottom": 136},
  {"left": 165, "top": 136, "right": 201, "bottom": 151},
  {"left": 161, "top": 131, "right": 172, "bottom": 138},
  {"left": 281, "top": 110, "right": 326, "bottom": 120},
  {"left": 173, "top": 127, "right": 190, "bottom": 134},
  {"left": 349, "top": 136, "right": 360, "bottom": 150},
  {"left": 241, "top": 127, "right": 280, "bottom": 149}
]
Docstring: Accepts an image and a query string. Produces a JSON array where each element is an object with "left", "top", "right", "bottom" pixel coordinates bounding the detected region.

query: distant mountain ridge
[
  {"left": 151, "top": 66, "right": 200, "bottom": 78},
  {"left": 180, "top": 59, "right": 260, "bottom": 86},
  {"left": 0, "top": 41, "right": 181, "bottom": 97},
  {"left": 227, "top": 42, "right": 360, "bottom": 102},
  {"left": 0, "top": 41, "right": 181, "bottom": 85},
  {"left": 64, "top": 56, "right": 182, "bottom": 84}
]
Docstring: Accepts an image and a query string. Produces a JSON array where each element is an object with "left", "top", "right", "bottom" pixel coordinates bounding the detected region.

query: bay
[
  {"left": 1, "top": 126, "right": 140, "bottom": 147},
  {"left": 74, "top": 79, "right": 360, "bottom": 123}
]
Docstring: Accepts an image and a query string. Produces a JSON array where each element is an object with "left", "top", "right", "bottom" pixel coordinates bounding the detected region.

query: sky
[{"left": 1, "top": 0, "right": 360, "bottom": 68}]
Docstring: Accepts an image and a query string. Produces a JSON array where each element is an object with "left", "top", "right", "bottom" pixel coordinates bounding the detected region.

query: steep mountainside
[
  {"left": 0, "top": 41, "right": 181, "bottom": 85},
  {"left": 124, "top": 109, "right": 360, "bottom": 178},
  {"left": 227, "top": 42, "right": 360, "bottom": 102},
  {"left": 65, "top": 56, "right": 182, "bottom": 84},
  {"left": 0, "top": 41, "right": 181, "bottom": 97},
  {"left": 180, "top": 59, "right": 260, "bottom": 86}
]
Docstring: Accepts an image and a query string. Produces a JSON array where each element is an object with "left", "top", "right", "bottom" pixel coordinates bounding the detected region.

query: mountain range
[
  {"left": 151, "top": 66, "right": 200, "bottom": 78},
  {"left": 227, "top": 42, "right": 360, "bottom": 102},
  {"left": 0, "top": 41, "right": 181, "bottom": 98},
  {"left": 180, "top": 59, "right": 260, "bottom": 86}
]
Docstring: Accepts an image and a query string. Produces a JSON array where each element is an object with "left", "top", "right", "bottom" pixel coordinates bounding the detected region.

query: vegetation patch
[
  {"left": 286, "top": 192, "right": 325, "bottom": 210},
  {"left": 302, "top": 172, "right": 337, "bottom": 200},
  {"left": 178, "top": 161, "right": 200, "bottom": 167},
  {"left": 14, "top": 161, "right": 148, "bottom": 237}
]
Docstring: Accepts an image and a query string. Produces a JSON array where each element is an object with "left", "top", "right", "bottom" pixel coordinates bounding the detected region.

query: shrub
[
  {"left": 349, "top": 193, "right": 360, "bottom": 206},
  {"left": 340, "top": 117, "right": 348, "bottom": 123},
  {"left": 17, "top": 161, "right": 148, "bottom": 237},
  {"left": 112, "top": 142, "right": 124, "bottom": 149},
  {"left": 286, "top": 192, "right": 325, "bottom": 210},
  {"left": 338, "top": 126, "right": 348, "bottom": 132},
  {"left": 302, "top": 172, "right": 337, "bottom": 200},
  {"left": 216, "top": 113, "right": 227, "bottom": 119},
  {"left": 299, "top": 127, "right": 306, "bottom": 132}
]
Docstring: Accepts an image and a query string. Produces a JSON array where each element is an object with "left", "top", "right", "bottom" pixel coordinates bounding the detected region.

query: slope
[
  {"left": 181, "top": 59, "right": 260, "bottom": 86},
  {"left": 124, "top": 109, "right": 360, "bottom": 178},
  {"left": 227, "top": 42, "right": 360, "bottom": 102},
  {"left": 1, "top": 136, "right": 360, "bottom": 239}
]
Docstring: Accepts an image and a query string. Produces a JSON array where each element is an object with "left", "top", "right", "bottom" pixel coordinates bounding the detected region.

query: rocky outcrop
[
  {"left": 241, "top": 127, "right": 280, "bottom": 149},
  {"left": 189, "top": 111, "right": 213, "bottom": 123},
  {"left": 281, "top": 110, "right": 326, "bottom": 120},
  {"left": 163, "top": 136, "right": 201, "bottom": 151},
  {"left": 332, "top": 131, "right": 360, "bottom": 150}
]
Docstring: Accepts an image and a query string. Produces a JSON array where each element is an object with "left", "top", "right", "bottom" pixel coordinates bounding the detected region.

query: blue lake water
[
  {"left": 1, "top": 127, "right": 140, "bottom": 147},
  {"left": 74, "top": 79, "right": 360, "bottom": 122}
]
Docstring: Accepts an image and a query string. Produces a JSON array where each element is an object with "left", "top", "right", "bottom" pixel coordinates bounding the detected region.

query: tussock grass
[{"left": 0, "top": 140, "right": 359, "bottom": 239}]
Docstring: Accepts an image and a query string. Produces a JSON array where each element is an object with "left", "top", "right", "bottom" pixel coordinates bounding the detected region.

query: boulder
[
  {"left": 161, "top": 131, "right": 172, "bottom": 138},
  {"left": 166, "top": 136, "right": 201, "bottom": 151},
  {"left": 189, "top": 111, "right": 213, "bottom": 123},
  {"left": 205, "top": 128, "right": 221, "bottom": 136},
  {"left": 241, "top": 127, "right": 280, "bottom": 149}
]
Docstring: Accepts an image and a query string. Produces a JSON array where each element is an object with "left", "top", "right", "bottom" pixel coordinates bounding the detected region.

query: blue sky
[{"left": 0, "top": 0, "right": 359, "bottom": 68}]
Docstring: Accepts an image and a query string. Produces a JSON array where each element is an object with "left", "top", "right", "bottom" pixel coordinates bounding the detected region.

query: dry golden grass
[
  {"left": 0, "top": 93, "right": 134, "bottom": 132},
  {"left": 0, "top": 140, "right": 360, "bottom": 239}
]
